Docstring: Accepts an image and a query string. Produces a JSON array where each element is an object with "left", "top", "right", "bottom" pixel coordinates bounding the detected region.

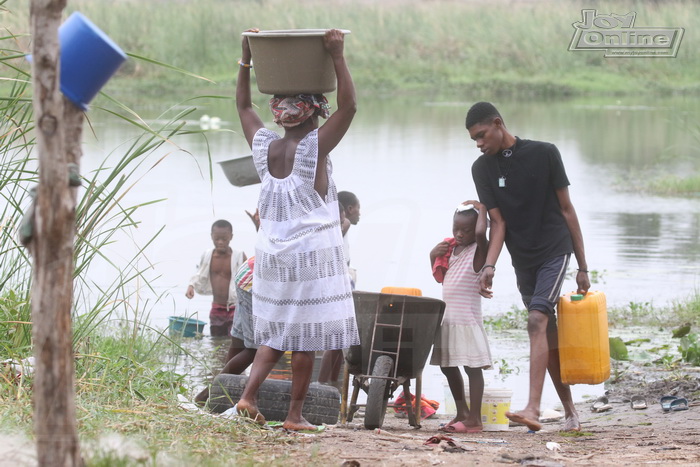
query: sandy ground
[{"left": 269, "top": 367, "right": 700, "bottom": 467}]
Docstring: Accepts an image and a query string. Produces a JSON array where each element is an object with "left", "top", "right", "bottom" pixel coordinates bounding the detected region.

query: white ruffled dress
[
  {"left": 251, "top": 128, "right": 360, "bottom": 352},
  {"left": 430, "top": 242, "right": 493, "bottom": 368}
]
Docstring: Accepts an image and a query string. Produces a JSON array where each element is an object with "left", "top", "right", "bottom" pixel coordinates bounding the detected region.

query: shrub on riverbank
[
  {"left": 3, "top": 0, "right": 699, "bottom": 97},
  {"left": 485, "top": 292, "right": 700, "bottom": 330}
]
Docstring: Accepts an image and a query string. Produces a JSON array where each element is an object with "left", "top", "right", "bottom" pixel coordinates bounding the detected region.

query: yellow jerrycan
[{"left": 557, "top": 291, "right": 610, "bottom": 385}]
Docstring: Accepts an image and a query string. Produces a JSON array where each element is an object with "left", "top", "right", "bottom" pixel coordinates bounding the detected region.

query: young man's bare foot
[
  {"left": 194, "top": 388, "right": 209, "bottom": 407},
  {"left": 282, "top": 419, "right": 320, "bottom": 432},
  {"left": 562, "top": 414, "right": 581, "bottom": 432},
  {"left": 506, "top": 410, "right": 542, "bottom": 431},
  {"left": 237, "top": 399, "right": 265, "bottom": 425}
]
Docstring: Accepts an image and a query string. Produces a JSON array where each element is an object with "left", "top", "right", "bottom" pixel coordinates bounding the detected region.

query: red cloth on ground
[
  {"left": 392, "top": 391, "right": 440, "bottom": 419},
  {"left": 432, "top": 237, "right": 457, "bottom": 283}
]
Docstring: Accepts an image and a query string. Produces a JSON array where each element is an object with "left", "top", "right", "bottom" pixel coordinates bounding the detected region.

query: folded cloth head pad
[{"left": 269, "top": 94, "right": 330, "bottom": 127}]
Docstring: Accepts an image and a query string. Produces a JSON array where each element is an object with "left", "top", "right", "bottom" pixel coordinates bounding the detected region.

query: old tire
[
  {"left": 364, "top": 355, "right": 393, "bottom": 429},
  {"left": 207, "top": 374, "right": 341, "bottom": 425}
]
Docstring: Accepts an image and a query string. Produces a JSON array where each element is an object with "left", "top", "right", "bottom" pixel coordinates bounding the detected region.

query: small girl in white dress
[{"left": 429, "top": 200, "right": 492, "bottom": 433}]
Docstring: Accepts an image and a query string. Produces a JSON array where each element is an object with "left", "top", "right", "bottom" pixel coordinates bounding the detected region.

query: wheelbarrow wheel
[{"left": 364, "top": 355, "right": 393, "bottom": 429}]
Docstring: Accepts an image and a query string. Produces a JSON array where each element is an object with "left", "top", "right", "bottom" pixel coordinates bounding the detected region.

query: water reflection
[
  {"left": 615, "top": 212, "right": 662, "bottom": 259},
  {"left": 603, "top": 212, "right": 700, "bottom": 263}
]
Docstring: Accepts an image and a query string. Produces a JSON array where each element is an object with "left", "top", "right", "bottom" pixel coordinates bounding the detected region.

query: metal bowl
[{"left": 218, "top": 155, "right": 260, "bottom": 187}]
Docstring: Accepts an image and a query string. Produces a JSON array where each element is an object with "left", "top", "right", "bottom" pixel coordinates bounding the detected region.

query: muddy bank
[{"left": 257, "top": 364, "right": 700, "bottom": 466}]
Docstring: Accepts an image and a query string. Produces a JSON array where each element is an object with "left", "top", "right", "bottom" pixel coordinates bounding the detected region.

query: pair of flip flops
[{"left": 660, "top": 396, "right": 689, "bottom": 412}]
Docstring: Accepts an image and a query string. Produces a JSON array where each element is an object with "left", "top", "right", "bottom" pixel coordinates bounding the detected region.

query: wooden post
[{"left": 29, "top": 1, "right": 83, "bottom": 465}]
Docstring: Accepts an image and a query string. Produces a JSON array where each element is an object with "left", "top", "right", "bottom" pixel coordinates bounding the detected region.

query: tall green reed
[
  {"left": 0, "top": 10, "right": 34, "bottom": 361},
  {"left": 0, "top": 2, "right": 215, "bottom": 409}
]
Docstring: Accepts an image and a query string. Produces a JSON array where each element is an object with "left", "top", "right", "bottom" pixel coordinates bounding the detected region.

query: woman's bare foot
[
  {"left": 562, "top": 413, "right": 581, "bottom": 432},
  {"left": 442, "top": 410, "right": 471, "bottom": 429},
  {"left": 237, "top": 399, "right": 265, "bottom": 425},
  {"left": 441, "top": 420, "right": 483, "bottom": 433},
  {"left": 506, "top": 410, "right": 542, "bottom": 431},
  {"left": 464, "top": 415, "right": 483, "bottom": 430},
  {"left": 438, "top": 418, "right": 460, "bottom": 432}
]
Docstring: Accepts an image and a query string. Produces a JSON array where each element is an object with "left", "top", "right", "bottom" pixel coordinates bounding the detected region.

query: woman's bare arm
[
  {"left": 318, "top": 29, "right": 357, "bottom": 156},
  {"left": 236, "top": 30, "right": 265, "bottom": 148}
]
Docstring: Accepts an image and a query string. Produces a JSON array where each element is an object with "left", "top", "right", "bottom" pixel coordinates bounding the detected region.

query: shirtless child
[{"left": 186, "top": 220, "right": 247, "bottom": 337}]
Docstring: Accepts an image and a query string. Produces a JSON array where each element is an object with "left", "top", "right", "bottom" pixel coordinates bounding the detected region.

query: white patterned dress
[
  {"left": 251, "top": 127, "right": 360, "bottom": 351},
  {"left": 430, "top": 242, "right": 493, "bottom": 368}
]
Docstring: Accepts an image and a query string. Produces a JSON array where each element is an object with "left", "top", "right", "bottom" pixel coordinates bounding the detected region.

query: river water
[{"left": 80, "top": 92, "right": 700, "bottom": 413}]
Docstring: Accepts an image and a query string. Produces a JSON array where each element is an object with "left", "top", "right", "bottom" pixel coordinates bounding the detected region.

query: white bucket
[{"left": 464, "top": 387, "right": 513, "bottom": 431}]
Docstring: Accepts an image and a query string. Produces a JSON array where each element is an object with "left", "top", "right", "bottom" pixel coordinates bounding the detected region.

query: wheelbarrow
[{"left": 340, "top": 289, "right": 445, "bottom": 429}]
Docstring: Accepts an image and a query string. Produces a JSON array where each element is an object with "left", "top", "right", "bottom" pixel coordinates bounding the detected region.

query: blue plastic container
[
  {"left": 168, "top": 316, "right": 207, "bottom": 338},
  {"left": 28, "top": 12, "right": 126, "bottom": 110},
  {"left": 27, "top": 11, "right": 126, "bottom": 110},
  {"left": 57, "top": 12, "right": 126, "bottom": 110}
]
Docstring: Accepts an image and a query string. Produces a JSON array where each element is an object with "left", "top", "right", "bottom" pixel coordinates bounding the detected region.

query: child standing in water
[
  {"left": 186, "top": 220, "right": 247, "bottom": 337},
  {"left": 429, "top": 200, "right": 492, "bottom": 433}
]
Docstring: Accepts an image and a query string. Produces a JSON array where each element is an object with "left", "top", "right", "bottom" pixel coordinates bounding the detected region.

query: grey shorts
[
  {"left": 515, "top": 254, "right": 570, "bottom": 315},
  {"left": 231, "top": 286, "right": 258, "bottom": 349}
]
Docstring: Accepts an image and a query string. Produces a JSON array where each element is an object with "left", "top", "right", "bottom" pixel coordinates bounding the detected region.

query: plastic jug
[{"left": 557, "top": 290, "right": 610, "bottom": 385}]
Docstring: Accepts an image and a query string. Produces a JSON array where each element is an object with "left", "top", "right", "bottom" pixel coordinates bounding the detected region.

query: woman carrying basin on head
[{"left": 234, "top": 28, "right": 359, "bottom": 432}]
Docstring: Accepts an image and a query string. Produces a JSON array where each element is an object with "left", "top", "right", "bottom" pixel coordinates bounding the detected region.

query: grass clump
[
  {"left": 608, "top": 300, "right": 659, "bottom": 327},
  {"left": 1, "top": 324, "right": 316, "bottom": 466},
  {"left": 647, "top": 174, "right": 700, "bottom": 196},
  {"left": 669, "top": 294, "right": 700, "bottom": 327},
  {"left": 608, "top": 293, "right": 700, "bottom": 329}
]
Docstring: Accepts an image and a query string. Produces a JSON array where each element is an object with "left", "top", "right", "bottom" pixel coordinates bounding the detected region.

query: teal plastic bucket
[
  {"left": 58, "top": 12, "right": 126, "bottom": 110},
  {"left": 169, "top": 316, "right": 206, "bottom": 338}
]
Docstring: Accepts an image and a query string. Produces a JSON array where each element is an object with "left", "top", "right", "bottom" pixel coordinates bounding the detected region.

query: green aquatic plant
[
  {"left": 609, "top": 337, "right": 629, "bottom": 361},
  {"left": 608, "top": 300, "right": 660, "bottom": 327},
  {"left": 653, "top": 354, "right": 681, "bottom": 371},
  {"left": 679, "top": 333, "right": 700, "bottom": 366},
  {"left": 565, "top": 268, "right": 606, "bottom": 285},
  {"left": 609, "top": 360, "right": 628, "bottom": 383},
  {"left": 493, "top": 358, "right": 519, "bottom": 382},
  {"left": 484, "top": 305, "right": 528, "bottom": 330}
]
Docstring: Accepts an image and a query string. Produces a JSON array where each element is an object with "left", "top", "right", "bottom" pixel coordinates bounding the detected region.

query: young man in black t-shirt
[{"left": 467, "top": 101, "right": 590, "bottom": 433}]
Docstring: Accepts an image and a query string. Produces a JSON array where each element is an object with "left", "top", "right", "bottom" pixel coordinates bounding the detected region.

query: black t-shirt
[{"left": 471, "top": 137, "right": 573, "bottom": 269}]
